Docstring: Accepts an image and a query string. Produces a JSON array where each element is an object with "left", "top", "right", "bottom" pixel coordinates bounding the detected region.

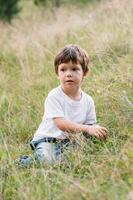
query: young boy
[{"left": 30, "top": 44, "right": 108, "bottom": 163}]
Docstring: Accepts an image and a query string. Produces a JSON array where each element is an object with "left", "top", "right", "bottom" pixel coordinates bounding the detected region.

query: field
[{"left": 0, "top": 0, "right": 133, "bottom": 199}]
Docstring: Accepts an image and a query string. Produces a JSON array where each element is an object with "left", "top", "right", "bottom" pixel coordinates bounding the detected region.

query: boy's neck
[{"left": 60, "top": 86, "right": 82, "bottom": 101}]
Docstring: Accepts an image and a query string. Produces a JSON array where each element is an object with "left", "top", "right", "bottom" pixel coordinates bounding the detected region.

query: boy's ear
[
  {"left": 56, "top": 73, "right": 60, "bottom": 79},
  {"left": 83, "top": 70, "right": 89, "bottom": 77}
]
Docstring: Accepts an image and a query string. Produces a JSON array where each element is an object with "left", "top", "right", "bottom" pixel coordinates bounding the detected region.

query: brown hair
[{"left": 54, "top": 44, "right": 89, "bottom": 74}]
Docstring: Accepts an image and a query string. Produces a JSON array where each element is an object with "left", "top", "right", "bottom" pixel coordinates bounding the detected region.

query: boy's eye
[
  {"left": 72, "top": 68, "right": 78, "bottom": 71},
  {"left": 60, "top": 68, "right": 65, "bottom": 71}
]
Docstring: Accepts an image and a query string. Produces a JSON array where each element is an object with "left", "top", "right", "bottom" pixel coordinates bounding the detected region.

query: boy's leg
[{"left": 34, "top": 142, "right": 61, "bottom": 164}]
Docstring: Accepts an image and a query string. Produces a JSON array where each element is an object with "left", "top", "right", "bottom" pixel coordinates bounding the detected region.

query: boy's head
[{"left": 54, "top": 44, "right": 89, "bottom": 75}]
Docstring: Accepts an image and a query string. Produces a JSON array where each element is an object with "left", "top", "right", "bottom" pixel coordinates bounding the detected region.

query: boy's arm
[{"left": 53, "top": 117, "right": 108, "bottom": 139}]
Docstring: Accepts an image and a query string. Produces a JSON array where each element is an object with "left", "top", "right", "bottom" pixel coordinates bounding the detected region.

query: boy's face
[{"left": 57, "top": 61, "right": 87, "bottom": 90}]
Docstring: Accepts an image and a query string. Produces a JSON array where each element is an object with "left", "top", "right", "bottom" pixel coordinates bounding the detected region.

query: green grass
[{"left": 0, "top": 0, "right": 133, "bottom": 199}]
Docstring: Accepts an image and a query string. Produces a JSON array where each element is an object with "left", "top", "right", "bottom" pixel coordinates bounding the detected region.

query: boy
[{"left": 30, "top": 44, "right": 108, "bottom": 163}]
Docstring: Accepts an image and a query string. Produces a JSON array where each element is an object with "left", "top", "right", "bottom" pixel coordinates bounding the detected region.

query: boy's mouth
[{"left": 66, "top": 80, "right": 74, "bottom": 82}]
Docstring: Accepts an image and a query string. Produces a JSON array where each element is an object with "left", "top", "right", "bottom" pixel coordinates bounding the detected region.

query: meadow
[{"left": 0, "top": 0, "right": 133, "bottom": 199}]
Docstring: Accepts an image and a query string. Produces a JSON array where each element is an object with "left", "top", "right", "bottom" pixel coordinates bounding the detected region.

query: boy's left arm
[
  {"left": 84, "top": 97, "right": 108, "bottom": 139},
  {"left": 53, "top": 117, "right": 108, "bottom": 139}
]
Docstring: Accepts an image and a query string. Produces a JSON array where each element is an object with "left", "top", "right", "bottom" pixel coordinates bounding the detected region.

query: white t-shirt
[{"left": 32, "top": 86, "right": 97, "bottom": 141}]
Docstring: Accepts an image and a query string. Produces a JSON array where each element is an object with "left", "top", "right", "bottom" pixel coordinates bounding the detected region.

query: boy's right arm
[{"left": 53, "top": 117, "right": 108, "bottom": 139}]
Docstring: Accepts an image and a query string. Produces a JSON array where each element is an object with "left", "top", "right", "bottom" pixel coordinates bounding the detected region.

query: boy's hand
[{"left": 85, "top": 125, "right": 108, "bottom": 139}]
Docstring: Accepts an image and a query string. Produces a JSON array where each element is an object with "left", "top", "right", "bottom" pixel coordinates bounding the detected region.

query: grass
[{"left": 0, "top": 0, "right": 133, "bottom": 199}]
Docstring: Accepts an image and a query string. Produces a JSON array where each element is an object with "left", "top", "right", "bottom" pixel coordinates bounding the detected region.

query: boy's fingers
[
  {"left": 99, "top": 129, "right": 108, "bottom": 137},
  {"left": 100, "top": 127, "right": 108, "bottom": 133},
  {"left": 95, "top": 132, "right": 106, "bottom": 139},
  {"left": 96, "top": 130, "right": 105, "bottom": 138},
  {"left": 94, "top": 132, "right": 100, "bottom": 138},
  {"left": 97, "top": 129, "right": 107, "bottom": 139}
]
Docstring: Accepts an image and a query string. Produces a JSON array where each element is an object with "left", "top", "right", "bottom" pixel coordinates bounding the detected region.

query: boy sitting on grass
[{"left": 29, "top": 44, "right": 108, "bottom": 164}]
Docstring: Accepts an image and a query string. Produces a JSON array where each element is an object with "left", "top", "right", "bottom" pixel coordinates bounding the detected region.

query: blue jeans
[
  {"left": 34, "top": 140, "right": 76, "bottom": 164},
  {"left": 35, "top": 142, "right": 61, "bottom": 163},
  {"left": 15, "top": 140, "right": 76, "bottom": 167}
]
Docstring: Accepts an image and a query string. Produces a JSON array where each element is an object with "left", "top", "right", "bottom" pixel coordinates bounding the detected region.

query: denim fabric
[
  {"left": 15, "top": 140, "right": 76, "bottom": 167},
  {"left": 34, "top": 141, "right": 75, "bottom": 164},
  {"left": 35, "top": 142, "right": 60, "bottom": 163}
]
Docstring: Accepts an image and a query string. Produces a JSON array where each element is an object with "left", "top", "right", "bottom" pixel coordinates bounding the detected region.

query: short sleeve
[
  {"left": 84, "top": 97, "right": 97, "bottom": 125},
  {"left": 44, "top": 95, "right": 64, "bottom": 119}
]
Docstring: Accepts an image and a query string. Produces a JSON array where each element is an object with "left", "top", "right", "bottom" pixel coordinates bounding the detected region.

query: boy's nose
[{"left": 66, "top": 70, "right": 72, "bottom": 77}]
